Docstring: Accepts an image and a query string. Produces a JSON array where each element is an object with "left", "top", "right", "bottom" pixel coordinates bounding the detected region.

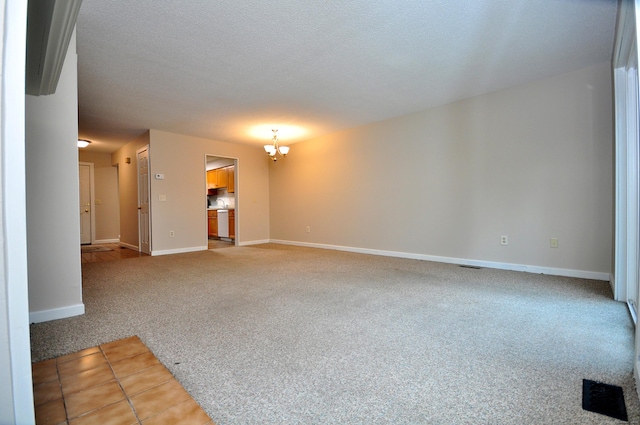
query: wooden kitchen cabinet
[
  {"left": 229, "top": 210, "right": 235, "bottom": 239},
  {"left": 207, "top": 168, "right": 229, "bottom": 189},
  {"left": 226, "top": 166, "right": 235, "bottom": 193},
  {"left": 206, "top": 170, "right": 216, "bottom": 189},
  {"left": 207, "top": 210, "right": 218, "bottom": 237},
  {"left": 216, "top": 167, "right": 228, "bottom": 188}
]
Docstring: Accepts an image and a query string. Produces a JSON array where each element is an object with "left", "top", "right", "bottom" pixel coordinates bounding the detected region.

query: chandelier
[{"left": 264, "top": 129, "right": 289, "bottom": 161}]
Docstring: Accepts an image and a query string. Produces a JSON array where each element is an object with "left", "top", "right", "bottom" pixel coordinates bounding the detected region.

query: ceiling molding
[{"left": 26, "top": 0, "right": 83, "bottom": 96}]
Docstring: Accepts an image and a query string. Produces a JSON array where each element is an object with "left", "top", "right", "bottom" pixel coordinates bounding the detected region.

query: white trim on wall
[
  {"left": 119, "top": 241, "right": 138, "bottom": 251},
  {"left": 270, "top": 239, "right": 611, "bottom": 281},
  {"left": 29, "top": 303, "right": 85, "bottom": 324},
  {"left": 151, "top": 246, "right": 207, "bottom": 256},
  {"left": 94, "top": 238, "right": 119, "bottom": 244},
  {"left": 239, "top": 239, "right": 271, "bottom": 246}
]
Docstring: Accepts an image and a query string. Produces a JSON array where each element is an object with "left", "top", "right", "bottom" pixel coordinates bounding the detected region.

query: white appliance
[{"left": 217, "top": 210, "right": 229, "bottom": 238}]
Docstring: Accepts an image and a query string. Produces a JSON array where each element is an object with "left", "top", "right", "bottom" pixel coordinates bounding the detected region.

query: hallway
[{"left": 81, "top": 244, "right": 148, "bottom": 264}]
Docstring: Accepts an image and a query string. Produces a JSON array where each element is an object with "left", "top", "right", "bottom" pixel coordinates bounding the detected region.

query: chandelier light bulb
[{"left": 264, "top": 129, "right": 289, "bottom": 161}]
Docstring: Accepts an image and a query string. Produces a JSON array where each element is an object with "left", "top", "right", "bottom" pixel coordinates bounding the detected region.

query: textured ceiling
[{"left": 76, "top": 0, "right": 618, "bottom": 152}]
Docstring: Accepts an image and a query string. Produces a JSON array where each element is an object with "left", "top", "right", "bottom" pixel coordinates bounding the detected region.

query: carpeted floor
[{"left": 31, "top": 244, "right": 640, "bottom": 424}]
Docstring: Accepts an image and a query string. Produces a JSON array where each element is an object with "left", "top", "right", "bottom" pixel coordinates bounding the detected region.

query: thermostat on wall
[{"left": 155, "top": 173, "right": 164, "bottom": 180}]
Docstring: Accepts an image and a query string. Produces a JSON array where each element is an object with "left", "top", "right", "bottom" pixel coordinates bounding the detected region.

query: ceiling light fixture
[
  {"left": 264, "top": 129, "right": 289, "bottom": 161},
  {"left": 77, "top": 139, "right": 91, "bottom": 148}
]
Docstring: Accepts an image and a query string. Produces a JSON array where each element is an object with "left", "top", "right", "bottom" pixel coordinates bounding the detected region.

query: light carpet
[{"left": 31, "top": 244, "right": 640, "bottom": 424}]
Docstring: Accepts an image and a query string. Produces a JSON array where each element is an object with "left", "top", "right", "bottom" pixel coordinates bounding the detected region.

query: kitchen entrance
[{"left": 206, "top": 155, "right": 237, "bottom": 248}]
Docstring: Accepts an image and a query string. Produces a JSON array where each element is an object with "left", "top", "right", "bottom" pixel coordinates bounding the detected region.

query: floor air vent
[
  {"left": 582, "top": 379, "right": 628, "bottom": 421},
  {"left": 459, "top": 265, "right": 481, "bottom": 269}
]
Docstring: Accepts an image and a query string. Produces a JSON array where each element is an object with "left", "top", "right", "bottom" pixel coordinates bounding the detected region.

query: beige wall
[
  {"left": 269, "top": 62, "right": 613, "bottom": 277},
  {"left": 25, "top": 30, "right": 83, "bottom": 320},
  {"left": 148, "top": 129, "right": 270, "bottom": 253},
  {"left": 79, "top": 151, "right": 120, "bottom": 242},
  {"left": 112, "top": 132, "right": 150, "bottom": 249}
]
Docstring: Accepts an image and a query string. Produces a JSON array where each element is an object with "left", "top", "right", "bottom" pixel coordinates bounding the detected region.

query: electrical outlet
[
  {"left": 305, "top": 226, "right": 311, "bottom": 233},
  {"left": 169, "top": 230, "right": 175, "bottom": 237},
  {"left": 159, "top": 194, "right": 167, "bottom": 202},
  {"left": 550, "top": 238, "right": 559, "bottom": 248},
  {"left": 500, "top": 235, "right": 508, "bottom": 246}
]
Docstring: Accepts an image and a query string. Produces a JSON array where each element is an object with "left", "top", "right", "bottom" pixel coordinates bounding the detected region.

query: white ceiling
[{"left": 76, "top": 0, "right": 618, "bottom": 153}]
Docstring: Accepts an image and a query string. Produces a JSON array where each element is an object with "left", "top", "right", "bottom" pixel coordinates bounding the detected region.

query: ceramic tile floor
[
  {"left": 81, "top": 244, "right": 148, "bottom": 264},
  {"left": 32, "top": 336, "right": 214, "bottom": 425}
]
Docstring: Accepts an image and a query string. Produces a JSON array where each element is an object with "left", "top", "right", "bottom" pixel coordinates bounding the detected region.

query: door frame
[
  {"left": 612, "top": 0, "right": 640, "bottom": 400},
  {"left": 2, "top": 0, "right": 34, "bottom": 421},
  {"left": 205, "top": 154, "right": 238, "bottom": 246},
  {"left": 79, "top": 161, "right": 95, "bottom": 245},
  {"left": 613, "top": 0, "right": 639, "bottom": 305}
]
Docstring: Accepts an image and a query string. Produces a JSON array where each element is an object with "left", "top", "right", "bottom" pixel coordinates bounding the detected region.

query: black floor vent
[
  {"left": 582, "top": 379, "right": 628, "bottom": 421},
  {"left": 459, "top": 265, "right": 481, "bottom": 269}
]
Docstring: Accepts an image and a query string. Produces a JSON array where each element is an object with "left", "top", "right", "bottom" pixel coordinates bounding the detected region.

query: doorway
[
  {"left": 79, "top": 162, "right": 94, "bottom": 244},
  {"left": 205, "top": 155, "right": 237, "bottom": 248},
  {"left": 137, "top": 146, "right": 151, "bottom": 255}
]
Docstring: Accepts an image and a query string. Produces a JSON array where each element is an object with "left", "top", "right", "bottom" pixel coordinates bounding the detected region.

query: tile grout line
[
  {"left": 101, "top": 345, "right": 144, "bottom": 425},
  {"left": 55, "top": 357, "right": 70, "bottom": 425},
  {"left": 34, "top": 338, "right": 215, "bottom": 425},
  {"left": 101, "top": 341, "right": 189, "bottom": 424},
  {"left": 56, "top": 348, "right": 134, "bottom": 424}
]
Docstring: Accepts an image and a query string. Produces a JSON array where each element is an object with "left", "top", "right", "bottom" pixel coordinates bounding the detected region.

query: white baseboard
[
  {"left": 119, "top": 242, "right": 138, "bottom": 251},
  {"left": 151, "top": 246, "right": 207, "bottom": 256},
  {"left": 94, "top": 238, "right": 119, "bottom": 244},
  {"left": 269, "top": 239, "right": 610, "bottom": 281},
  {"left": 30, "top": 303, "right": 85, "bottom": 324},
  {"left": 636, "top": 363, "right": 640, "bottom": 402},
  {"left": 239, "top": 239, "right": 271, "bottom": 246}
]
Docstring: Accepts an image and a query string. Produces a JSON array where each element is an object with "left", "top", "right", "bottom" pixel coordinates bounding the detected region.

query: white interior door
[
  {"left": 613, "top": 2, "right": 640, "bottom": 308},
  {"left": 626, "top": 41, "right": 640, "bottom": 320},
  {"left": 137, "top": 147, "right": 151, "bottom": 254},
  {"left": 612, "top": 0, "right": 640, "bottom": 401},
  {"left": 79, "top": 163, "right": 92, "bottom": 244}
]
